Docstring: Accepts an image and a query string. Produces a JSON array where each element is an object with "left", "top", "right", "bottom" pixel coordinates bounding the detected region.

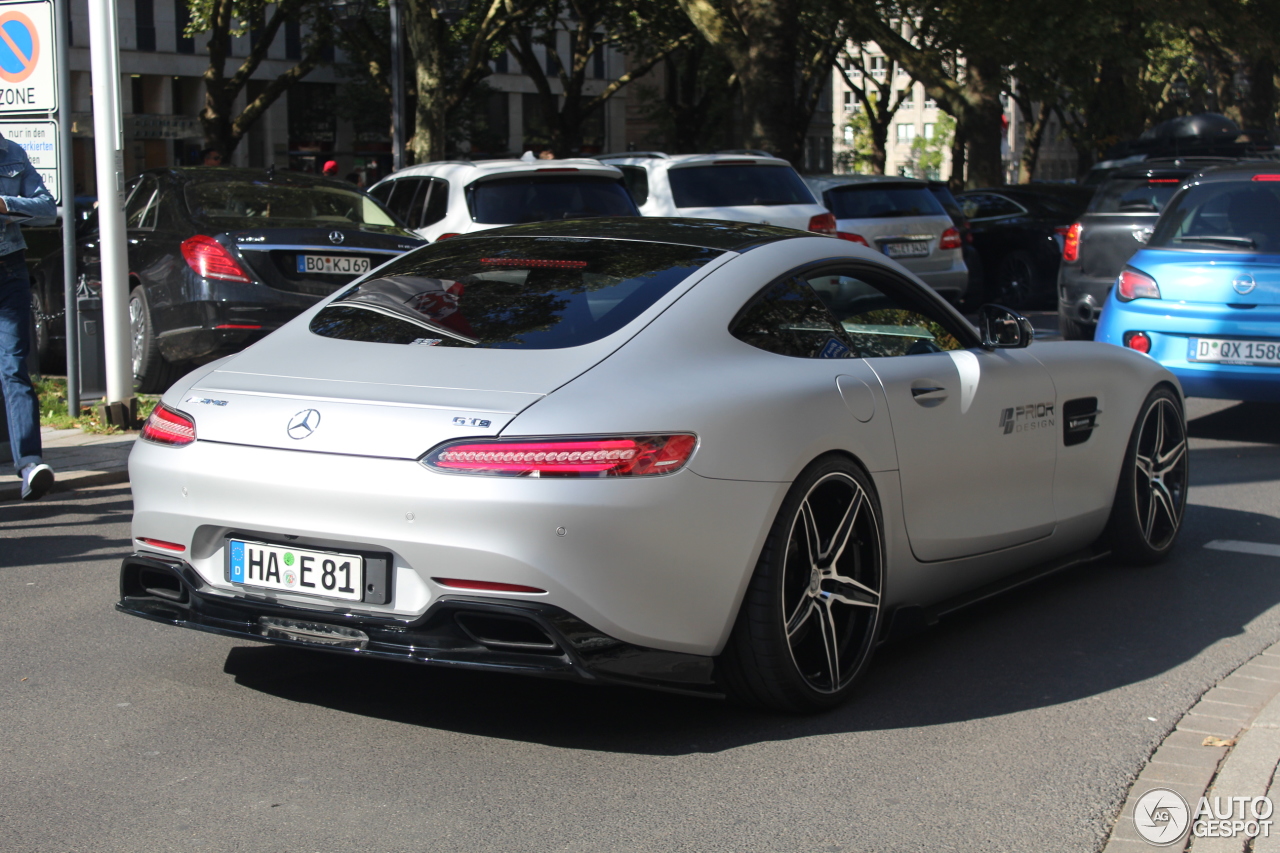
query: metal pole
[
  {"left": 389, "top": 0, "right": 405, "bottom": 171},
  {"left": 55, "top": 0, "right": 77, "bottom": 414},
  {"left": 86, "top": 0, "right": 132, "bottom": 407}
]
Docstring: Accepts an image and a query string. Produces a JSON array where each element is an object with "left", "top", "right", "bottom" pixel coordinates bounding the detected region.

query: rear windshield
[
  {"left": 309, "top": 237, "right": 721, "bottom": 349},
  {"left": 466, "top": 175, "right": 638, "bottom": 224},
  {"left": 1148, "top": 181, "right": 1280, "bottom": 253},
  {"left": 185, "top": 182, "right": 399, "bottom": 229},
  {"left": 1088, "top": 178, "right": 1185, "bottom": 214},
  {"left": 824, "top": 184, "right": 946, "bottom": 219},
  {"left": 669, "top": 164, "right": 814, "bottom": 208}
]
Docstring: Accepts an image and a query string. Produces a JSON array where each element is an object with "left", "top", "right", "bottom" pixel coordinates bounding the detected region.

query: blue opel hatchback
[{"left": 1095, "top": 162, "right": 1280, "bottom": 401}]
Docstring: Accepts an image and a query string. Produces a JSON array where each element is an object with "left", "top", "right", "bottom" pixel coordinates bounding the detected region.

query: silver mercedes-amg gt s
[{"left": 118, "top": 218, "right": 1188, "bottom": 712}]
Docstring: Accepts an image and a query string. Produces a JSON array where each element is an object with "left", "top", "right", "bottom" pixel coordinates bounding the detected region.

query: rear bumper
[
  {"left": 1057, "top": 268, "right": 1114, "bottom": 327},
  {"left": 915, "top": 263, "right": 970, "bottom": 299},
  {"left": 117, "top": 552, "right": 721, "bottom": 696},
  {"left": 155, "top": 298, "right": 311, "bottom": 362}
]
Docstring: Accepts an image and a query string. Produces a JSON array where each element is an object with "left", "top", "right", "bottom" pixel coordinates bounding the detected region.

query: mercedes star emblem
[
  {"left": 287, "top": 409, "right": 322, "bottom": 440},
  {"left": 1232, "top": 273, "right": 1257, "bottom": 295},
  {"left": 329, "top": 230, "right": 345, "bottom": 245}
]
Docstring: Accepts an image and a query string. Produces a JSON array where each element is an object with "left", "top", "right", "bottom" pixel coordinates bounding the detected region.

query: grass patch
[{"left": 35, "top": 376, "right": 159, "bottom": 434}]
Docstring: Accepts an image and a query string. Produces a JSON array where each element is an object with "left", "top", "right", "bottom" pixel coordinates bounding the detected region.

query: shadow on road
[
  {"left": 1189, "top": 402, "right": 1280, "bottom": 446},
  {"left": 223, "top": 501, "right": 1280, "bottom": 755},
  {"left": 0, "top": 485, "right": 133, "bottom": 569}
]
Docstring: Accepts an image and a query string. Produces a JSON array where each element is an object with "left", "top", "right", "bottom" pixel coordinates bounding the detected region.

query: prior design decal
[{"left": 1000, "top": 402, "right": 1055, "bottom": 435}]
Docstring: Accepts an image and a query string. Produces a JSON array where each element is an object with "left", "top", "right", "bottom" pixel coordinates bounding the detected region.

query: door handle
[
  {"left": 911, "top": 385, "right": 946, "bottom": 398},
  {"left": 910, "top": 383, "right": 948, "bottom": 403}
]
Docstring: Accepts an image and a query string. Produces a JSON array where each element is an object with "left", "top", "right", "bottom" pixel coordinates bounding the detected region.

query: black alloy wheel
[
  {"left": 991, "top": 251, "right": 1039, "bottom": 310},
  {"left": 129, "top": 286, "right": 182, "bottom": 394},
  {"left": 722, "top": 457, "right": 884, "bottom": 712}
]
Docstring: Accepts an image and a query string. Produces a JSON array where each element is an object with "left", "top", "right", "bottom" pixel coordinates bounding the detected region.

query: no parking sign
[{"left": 0, "top": 1, "right": 54, "bottom": 113}]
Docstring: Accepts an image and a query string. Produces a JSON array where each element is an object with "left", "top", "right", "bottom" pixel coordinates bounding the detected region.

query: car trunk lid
[
  {"left": 1078, "top": 213, "right": 1159, "bottom": 279},
  {"left": 1132, "top": 249, "right": 1280, "bottom": 305},
  {"left": 230, "top": 227, "right": 424, "bottom": 299}
]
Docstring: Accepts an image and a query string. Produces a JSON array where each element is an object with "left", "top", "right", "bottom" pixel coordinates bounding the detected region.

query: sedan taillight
[
  {"left": 837, "top": 231, "right": 869, "bottom": 246},
  {"left": 1117, "top": 269, "right": 1160, "bottom": 302},
  {"left": 424, "top": 434, "right": 697, "bottom": 478},
  {"left": 938, "top": 227, "right": 961, "bottom": 250},
  {"left": 1062, "top": 222, "right": 1083, "bottom": 262},
  {"left": 141, "top": 404, "right": 196, "bottom": 446},
  {"left": 180, "top": 235, "right": 252, "bottom": 283},
  {"left": 807, "top": 213, "right": 837, "bottom": 235}
]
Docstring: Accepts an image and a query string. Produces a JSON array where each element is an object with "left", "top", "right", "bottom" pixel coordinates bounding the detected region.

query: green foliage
[
  {"left": 34, "top": 376, "right": 158, "bottom": 434},
  {"left": 836, "top": 100, "right": 880, "bottom": 173},
  {"left": 906, "top": 111, "right": 953, "bottom": 179}
]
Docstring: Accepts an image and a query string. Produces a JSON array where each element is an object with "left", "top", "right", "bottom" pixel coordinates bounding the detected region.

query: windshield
[
  {"left": 310, "top": 237, "right": 721, "bottom": 349},
  {"left": 824, "top": 184, "right": 946, "bottom": 220},
  {"left": 669, "top": 164, "right": 814, "bottom": 208},
  {"left": 185, "top": 182, "right": 399, "bottom": 229},
  {"left": 466, "top": 175, "right": 638, "bottom": 224},
  {"left": 1148, "top": 181, "right": 1280, "bottom": 253},
  {"left": 1089, "top": 178, "right": 1184, "bottom": 214}
]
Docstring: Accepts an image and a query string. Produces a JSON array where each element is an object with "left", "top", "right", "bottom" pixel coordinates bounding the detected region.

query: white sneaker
[{"left": 20, "top": 463, "right": 54, "bottom": 501}]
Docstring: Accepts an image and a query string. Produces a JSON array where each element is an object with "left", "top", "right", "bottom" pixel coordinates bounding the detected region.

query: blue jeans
[{"left": 0, "top": 251, "right": 41, "bottom": 473}]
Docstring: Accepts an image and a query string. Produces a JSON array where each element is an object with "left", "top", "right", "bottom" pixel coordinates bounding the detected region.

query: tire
[
  {"left": 990, "top": 251, "right": 1040, "bottom": 310},
  {"left": 129, "top": 286, "right": 182, "bottom": 394},
  {"left": 1058, "top": 313, "right": 1093, "bottom": 341},
  {"left": 29, "top": 281, "right": 65, "bottom": 375},
  {"left": 721, "top": 456, "right": 884, "bottom": 713},
  {"left": 1101, "top": 386, "right": 1188, "bottom": 565}
]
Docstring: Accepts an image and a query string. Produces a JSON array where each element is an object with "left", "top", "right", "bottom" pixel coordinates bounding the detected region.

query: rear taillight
[
  {"left": 435, "top": 233, "right": 461, "bottom": 241},
  {"left": 137, "top": 537, "right": 186, "bottom": 553},
  {"left": 1124, "top": 331, "right": 1152, "bottom": 354},
  {"left": 432, "top": 578, "right": 546, "bottom": 593},
  {"left": 939, "top": 227, "right": 961, "bottom": 250},
  {"left": 1252, "top": 174, "right": 1280, "bottom": 182},
  {"left": 837, "top": 231, "right": 869, "bottom": 246},
  {"left": 180, "top": 235, "right": 252, "bottom": 283},
  {"left": 1117, "top": 269, "right": 1160, "bottom": 302},
  {"left": 1062, "top": 222, "right": 1083, "bottom": 262},
  {"left": 480, "top": 258, "right": 588, "bottom": 269},
  {"left": 807, "top": 213, "right": 837, "bottom": 235},
  {"left": 140, "top": 404, "right": 196, "bottom": 446},
  {"left": 424, "top": 434, "right": 697, "bottom": 478}
]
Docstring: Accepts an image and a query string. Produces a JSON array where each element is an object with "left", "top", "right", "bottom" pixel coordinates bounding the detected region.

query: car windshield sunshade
[
  {"left": 309, "top": 237, "right": 721, "bottom": 349},
  {"left": 466, "top": 176, "right": 638, "bottom": 224},
  {"left": 1088, "top": 178, "right": 1184, "bottom": 214},
  {"left": 1148, "top": 182, "right": 1280, "bottom": 253},
  {"left": 185, "top": 182, "right": 399, "bottom": 229},
  {"left": 825, "top": 184, "right": 946, "bottom": 219},
  {"left": 669, "top": 165, "right": 814, "bottom": 208}
]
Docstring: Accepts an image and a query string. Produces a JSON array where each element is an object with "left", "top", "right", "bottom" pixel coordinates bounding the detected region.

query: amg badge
[{"left": 1000, "top": 402, "right": 1055, "bottom": 435}]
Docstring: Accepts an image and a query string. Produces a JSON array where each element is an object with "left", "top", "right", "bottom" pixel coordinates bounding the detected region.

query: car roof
[
  {"left": 595, "top": 152, "right": 795, "bottom": 169},
  {"left": 1184, "top": 160, "right": 1280, "bottom": 183},
  {"left": 445, "top": 217, "right": 811, "bottom": 252},
  {"left": 149, "top": 166, "right": 365, "bottom": 193},
  {"left": 804, "top": 174, "right": 930, "bottom": 193},
  {"left": 1109, "top": 157, "right": 1248, "bottom": 180},
  {"left": 371, "top": 158, "right": 623, "bottom": 186}
]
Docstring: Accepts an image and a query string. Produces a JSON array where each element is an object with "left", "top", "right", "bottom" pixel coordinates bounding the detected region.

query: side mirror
[{"left": 979, "top": 303, "right": 1034, "bottom": 349}]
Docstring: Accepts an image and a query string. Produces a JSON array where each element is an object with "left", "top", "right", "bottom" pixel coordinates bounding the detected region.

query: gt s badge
[
  {"left": 1000, "top": 402, "right": 1055, "bottom": 435},
  {"left": 453, "top": 417, "right": 492, "bottom": 428}
]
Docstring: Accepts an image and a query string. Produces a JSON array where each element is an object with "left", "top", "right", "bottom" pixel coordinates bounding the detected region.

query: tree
[
  {"left": 675, "top": 0, "right": 847, "bottom": 164},
  {"left": 507, "top": 0, "right": 696, "bottom": 156},
  {"left": 630, "top": 41, "right": 740, "bottom": 153},
  {"left": 187, "top": 0, "right": 334, "bottom": 156},
  {"left": 905, "top": 111, "right": 952, "bottom": 178},
  {"left": 834, "top": 47, "right": 911, "bottom": 174}
]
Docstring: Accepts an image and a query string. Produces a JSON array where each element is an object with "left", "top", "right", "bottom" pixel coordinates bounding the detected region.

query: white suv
[
  {"left": 597, "top": 152, "right": 835, "bottom": 234},
  {"left": 367, "top": 159, "right": 639, "bottom": 242}
]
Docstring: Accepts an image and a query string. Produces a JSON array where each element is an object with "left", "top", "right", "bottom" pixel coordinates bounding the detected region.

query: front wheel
[
  {"left": 990, "top": 251, "right": 1040, "bottom": 310},
  {"left": 1102, "top": 386, "right": 1188, "bottom": 564},
  {"left": 721, "top": 457, "right": 884, "bottom": 713},
  {"left": 129, "top": 286, "right": 182, "bottom": 394}
]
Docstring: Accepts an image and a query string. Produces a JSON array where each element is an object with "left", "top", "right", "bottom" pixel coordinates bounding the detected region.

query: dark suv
[{"left": 1056, "top": 158, "right": 1243, "bottom": 339}]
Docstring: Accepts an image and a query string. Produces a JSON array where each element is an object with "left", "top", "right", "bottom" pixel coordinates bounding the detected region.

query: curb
[
  {"left": 0, "top": 468, "right": 130, "bottom": 503},
  {"left": 1103, "top": 640, "right": 1280, "bottom": 852}
]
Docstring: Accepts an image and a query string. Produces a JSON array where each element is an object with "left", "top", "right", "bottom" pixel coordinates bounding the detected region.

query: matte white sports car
[{"left": 118, "top": 218, "right": 1188, "bottom": 712}]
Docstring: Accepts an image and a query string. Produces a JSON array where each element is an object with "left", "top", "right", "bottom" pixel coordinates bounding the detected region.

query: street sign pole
[
  {"left": 86, "top": 0, "right": 133, "bottom": 414},
  {"left": 55, "top": 0, "right": 76, "bottom": 414},
  {"left": 389, "top": 0, "right": 405, "bottom": 171}
]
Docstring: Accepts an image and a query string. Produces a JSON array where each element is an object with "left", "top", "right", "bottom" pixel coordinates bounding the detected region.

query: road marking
[{"left": 1205, "top": 540, "right": 1280, "bottom": 558}]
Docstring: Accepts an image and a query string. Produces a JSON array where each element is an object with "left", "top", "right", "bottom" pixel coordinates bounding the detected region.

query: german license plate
[
  {"left": 883, "top": 241, "right": 930, "bottom": 259},
  {"left": 296, "top": 254, "right": 370, "bottom": 275},
  {"left": 227, "top": 539, "right": 364, "bottom": 602},
  {"left": 1188, "top": 338, "right": 1280, "bottom": 366}
]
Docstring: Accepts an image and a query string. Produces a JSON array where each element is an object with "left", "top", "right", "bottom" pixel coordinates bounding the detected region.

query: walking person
[{"left": 0, "top": 132, "right": 58, "bottom": 500}]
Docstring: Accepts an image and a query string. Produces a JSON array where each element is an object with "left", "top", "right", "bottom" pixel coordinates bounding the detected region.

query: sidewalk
[
  {"left": 0, "top": 425, "right": 135, "bottom": 502},
  {"left": 1104, "top": 639, "right": 1280, "bottom": 852}
]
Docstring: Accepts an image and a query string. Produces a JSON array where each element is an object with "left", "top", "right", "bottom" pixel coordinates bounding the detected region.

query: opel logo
[
  {"left": 287, "top": 409, "right": 321, "bottom": 440},
  {"left": 329, "top": 230, "right": 345, "bottom": 245},
  {"left": 1232, "top": 273, "right": 1257, "bottom": 295}
]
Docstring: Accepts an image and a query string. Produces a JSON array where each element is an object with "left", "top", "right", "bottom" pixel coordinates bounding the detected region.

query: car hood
[{"left": 1130, "top": 249, "right": 1280, "bottom": 305}]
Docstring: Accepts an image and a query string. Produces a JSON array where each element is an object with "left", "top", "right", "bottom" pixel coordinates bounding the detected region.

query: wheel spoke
[
  {"left": 824, "top": 570, "right": 880, "bottom": 607},
  {"left": 820, "top": 490, "right": 864, "bottom": 569},
  {"left": 786, "top": 596, "right": 817, "bottom": 638},
  {"left": 797, "top": 500, "right": 821, "bottom": 570},
  {"left": 1151, "top": 481, "right": 1178, "bottom": 537},
  {"left": 1156, "top": 439, "right": 1186, "bottom": 476},
  {"left": 1142, "top": 481, "right": 1158, "bottom": 541},
  {"left": 814, "top": 600, "right": 841, "bottom": 687},
  {"left": 1135, "top": 453, "right": 1155, "bottom": 479}
]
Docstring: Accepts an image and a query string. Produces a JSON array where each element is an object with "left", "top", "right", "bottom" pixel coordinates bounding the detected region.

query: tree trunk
[
  {"left": 868, "top": 119, "right": 888, "bottom": 174},
  {"left": 960, "top": 56, "right": 1004, "bottom": 188},
  {"left": 1017, "top": 100, "right": 1052, "bottom": 184},
  {"left": 404, "top": 0, "right": 445, "bottom": 163},
  {"left": 949, "top": 121, "right": 966, "bottom": 191}
]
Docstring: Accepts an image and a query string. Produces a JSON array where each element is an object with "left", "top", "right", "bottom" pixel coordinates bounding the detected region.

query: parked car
[
  {"left": 367, "top": 158, "right": 639, "bottom": 242},
  {"left": 31, "top": 167, "right": 424, "bottom": 392},
  {"left": 802, "top": 174, "right": 968, "bottom": 303},
  {"left": 1057, "top": 158, "right": 1239, "bottom": 340},
  {"left": 1096, "top": 161, "right": 1280, "bottom": 401},
  {"left": 927, "top": 180, "right": 984, "bottom": 299},
  {"left": 958, "top": 184, "right": 1094, "bottom": 308},
  {"left": 27, "top": 196, "right": 97, "bottom": 373},
  {"left": 119, "top": 218, "right": 1184, "bottom": 714},
  {"left": 597, "top": 152, "right": 835, "bottom": 234}
]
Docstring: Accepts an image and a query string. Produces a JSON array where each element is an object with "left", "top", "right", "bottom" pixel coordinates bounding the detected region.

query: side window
[
  {"left": 368, "top": 182, "right": 393, "bottom": 205},
  {"left": 421, "top": 179, "right": 449, "bottom": 226},
  {"left": 385, "top": 178, "right": 422, "bottom": 224},
  {"left": 961, "top": 193, "right": 1024, "bottom": 220},
  {"left": 618, "top": 166, "right": 649, "bottom": 206},
  {"left": 125, "top": 176, "right": 158, "bottom": 228},
  {"left": 730, "top": 277, "right": 854, "bottom": 359},
  {"left": 806, "top": 271, "right": 964, "bottom": 357}
]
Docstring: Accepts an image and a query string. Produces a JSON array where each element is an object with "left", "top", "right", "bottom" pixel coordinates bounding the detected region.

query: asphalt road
[{"left": 2, "top": 396, "right": 1279, "bottom": 853}]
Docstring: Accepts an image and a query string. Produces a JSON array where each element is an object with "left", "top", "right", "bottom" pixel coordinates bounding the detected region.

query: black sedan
[
  {"left": 957, "top": 184, "right": 1094, "bottom": 309},
  {"left": 32, "top": 167, "right": 425, "bottom": 391}
]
